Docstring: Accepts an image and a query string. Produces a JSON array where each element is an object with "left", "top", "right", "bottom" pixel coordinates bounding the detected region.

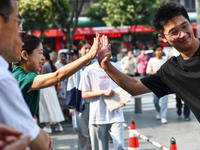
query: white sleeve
[
  {"left": 146, "top": 59, "right": 153, "bottom": 74},
  {"left": 0, "top": 78, "right": 40, "bottom": 141},
  {"left": 79, "top": 69, "right": 91, "bottom": 92},
  {"left": 67, "top": 74, "right": 75, "bottom": 91}
]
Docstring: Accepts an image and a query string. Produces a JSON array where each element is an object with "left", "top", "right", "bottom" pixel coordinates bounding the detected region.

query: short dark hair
[
  {"left": 0, "top": 0, "right": 14, "bottom": 22},
  {"left": 127, "top": 50, "right": 133, "bottom": 53},
  {"left": 152, "top": 2, "right": 189, "bottom": 34},
  {"left": 153, "top": 44, "right": 163, "bottom": 52},
  {"left": 60, "top": 52, "right": 66, "bottom": 57},
  {"left": 69, "top": 50, "right": 78, "bottom": 55}
]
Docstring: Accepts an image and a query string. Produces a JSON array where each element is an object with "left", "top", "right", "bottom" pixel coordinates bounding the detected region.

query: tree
[
  {"left": 51, "top": 0, "right": 86, "bottom": 51},
  {"left": 18, "top": 0, "right": 53, "bottom": 35},
  {"left": 87, "top": 0, "right": 165, "bottom": 50},
  {"left": 18, "top": 0, "right": 85, "bottom": 51}
]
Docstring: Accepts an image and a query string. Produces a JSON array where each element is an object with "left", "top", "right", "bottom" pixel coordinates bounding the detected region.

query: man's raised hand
[{"left": 98, "top": 35, "right": 111, "bottom": 67}]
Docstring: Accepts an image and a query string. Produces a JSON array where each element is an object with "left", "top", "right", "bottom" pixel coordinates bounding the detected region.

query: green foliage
[
  {"left": 87, "top": 0, "right": 165, "bottom": 27},
  {"left": 52, "top": 0, "right": 70, "bottom": 27},
  {"left": 18, "top": 0, "right": 52, "bottom": 30},
  {"left": 86, "top": 2, "right": 107, "bottom": 21},
  {"left": 18, "top": 0, "right": 69, "bottom": 31}
]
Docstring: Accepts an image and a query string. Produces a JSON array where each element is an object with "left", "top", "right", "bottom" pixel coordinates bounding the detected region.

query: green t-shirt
[{"left": 12, "top": 65, "right": 39, "bottom": 117}]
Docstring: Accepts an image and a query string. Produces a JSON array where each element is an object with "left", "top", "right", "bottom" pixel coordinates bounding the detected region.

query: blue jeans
[
  {"left": 153, "top": 94, "right": 168, "bottom": 118},
  {"left": 89, "top": 122, "right": 125, "bottom": 150}
]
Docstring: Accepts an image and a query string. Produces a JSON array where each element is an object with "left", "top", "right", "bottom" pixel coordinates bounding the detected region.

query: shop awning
[
  {"left": 75, "top": 27, "right": 93, "bottom": 35},
  {"left": 32, "top": 29, "right": 64, "bottom": 37},
  {"left": 188, "top": 12, "right": 197, "bottom": 23},
  {"left": 32, "top": 25, "right": 155, "bottom": 38},
  {"left": 130, "top": 25, "right": 154, "bottom": 33},
  {"left": 76, "top": 17, "right": 106, "bottom": 27}
]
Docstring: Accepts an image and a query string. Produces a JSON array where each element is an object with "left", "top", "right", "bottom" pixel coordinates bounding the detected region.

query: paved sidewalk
[{"left": 50, "top": 108, "right": 200, "bottom": 150}]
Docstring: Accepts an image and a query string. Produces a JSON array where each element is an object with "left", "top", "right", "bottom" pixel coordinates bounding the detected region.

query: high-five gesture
[
  {"left": 87, "top": 33, "right": 101, "bottom": 60},
  {"left": 98, "top": 35, "right": 111, "bottom": 68}
]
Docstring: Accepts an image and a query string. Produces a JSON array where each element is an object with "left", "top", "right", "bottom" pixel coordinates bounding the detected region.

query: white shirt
[
  {"left": 0, "top": 56, "right": 40, "bottom": 141},
  {"left": 55, "top": 61, "right": 64, "bottom": 69},
  {"left": 79, "top": 62, "right": 124, "bottom": 125},
  {"left": 121, "top": 56, "right": 137, "bottom": 75},
  {"left": 169, "top": 47, "right": 180, "bottom": 58},
  {"left": 146, "top": 57, "right": 167, "bottom": 73}
]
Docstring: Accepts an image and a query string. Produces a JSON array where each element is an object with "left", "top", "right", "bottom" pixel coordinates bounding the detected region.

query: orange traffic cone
[
  {"left": 128, "top": 121, "right": 140, "bottom": 150},
  {"left": 170, "top": 137, "right": 177, "bottom": 150}
]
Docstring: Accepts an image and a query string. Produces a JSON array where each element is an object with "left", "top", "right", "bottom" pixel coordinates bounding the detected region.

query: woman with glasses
[{"left": 12, "top": 34, "right": 100, "bottom": 117}]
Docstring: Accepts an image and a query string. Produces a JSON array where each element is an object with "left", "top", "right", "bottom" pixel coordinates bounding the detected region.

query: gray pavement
[{"left": 50, "top": 93, "right": 200, "bottom": 150}]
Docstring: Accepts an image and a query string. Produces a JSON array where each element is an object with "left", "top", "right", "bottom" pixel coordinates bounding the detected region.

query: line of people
[
  {"left": 0, "top": 2, "right": 126, "bottom": 148},
  {"left": 1, "top": 1, "right": 198, "bottom": 150},
  {"left": 0, "top": 0, "right": 100, "bottom": 149}
]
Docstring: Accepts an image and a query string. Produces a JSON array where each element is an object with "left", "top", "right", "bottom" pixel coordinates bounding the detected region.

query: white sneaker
[
  {"left": 161, "top": 118, "right": 168, "bottom": 124},
  {"left": 156, "top": 112, "right": 161, "bottom": 120},
  {"left": 43, "top": 126, "right": 52, "bottom": 133},
  {"left": 55, "top": 124, "right": 63, "bottom": 132}
]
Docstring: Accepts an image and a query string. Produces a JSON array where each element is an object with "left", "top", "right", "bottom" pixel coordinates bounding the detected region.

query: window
[
  {"left": 185, "top": 0, "right": 195, "bottom": 10},
  {"left": 170, "top": 0, "right": 180, "bottom": 3},
  {"left": 192, "top": 0, "right": 196, "bottom": 9}
]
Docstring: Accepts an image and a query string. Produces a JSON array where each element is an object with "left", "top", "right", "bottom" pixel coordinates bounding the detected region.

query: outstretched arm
[
  {"left": 31, "top": 33, "right": 100, "bottom": 90},
  {"left": 82, "top": 89, "right": 115, "bottom": 99},
  {"left": 98, "top": 35, "right": 151, "bottom": 96}
]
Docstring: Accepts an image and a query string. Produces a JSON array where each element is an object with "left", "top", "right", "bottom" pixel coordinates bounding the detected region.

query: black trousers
[{"left": 176, "top": 95, "right": 190, "bottom": 118}]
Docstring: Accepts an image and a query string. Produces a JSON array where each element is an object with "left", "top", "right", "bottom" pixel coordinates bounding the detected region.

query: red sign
[
  {"left": 32, "top": 25, "right": 155, "bottom": 38},
  {"left": 75, "top": 28, "right": 93, "bottom": 35},
  {"left": 32, "top": 29, "right": 64, "bottom": 37}
]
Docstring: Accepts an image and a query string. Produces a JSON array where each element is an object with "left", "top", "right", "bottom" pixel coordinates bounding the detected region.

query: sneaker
[
  {"left": 55, "top": 124, "right": 63, "bottom": 132},
  {"left": 43, "top": 126, "right": 52, "bottom": 133},
  {"left": 184, "top": 117, "right": 191, "bottom": 121},
  {"left": 161, "top": 118, "right": 168, "bottom": 124},
  {"left": 156, "top": 112, "right": 161, "bottom": 120}
]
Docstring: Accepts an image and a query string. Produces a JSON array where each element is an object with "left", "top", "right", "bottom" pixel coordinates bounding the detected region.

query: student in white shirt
[
  {"left": 79, "top": 61, "right": 125, "bottom": 150},
  {"left": 146, "top": 44, "right": 169, "bottom": 124}
]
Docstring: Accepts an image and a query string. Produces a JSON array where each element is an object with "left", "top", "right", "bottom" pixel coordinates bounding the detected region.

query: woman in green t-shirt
[{"left": 12, "top": 34, "right": 100, "bottom": 117}]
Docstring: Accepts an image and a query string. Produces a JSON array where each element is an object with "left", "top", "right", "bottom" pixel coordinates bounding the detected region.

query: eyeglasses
[
  {"left": 0, "top": 14, "right": 24, "bottom": 27},
  {"left": 163, "top": 22, "right": 190, "bottom": 39}
]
